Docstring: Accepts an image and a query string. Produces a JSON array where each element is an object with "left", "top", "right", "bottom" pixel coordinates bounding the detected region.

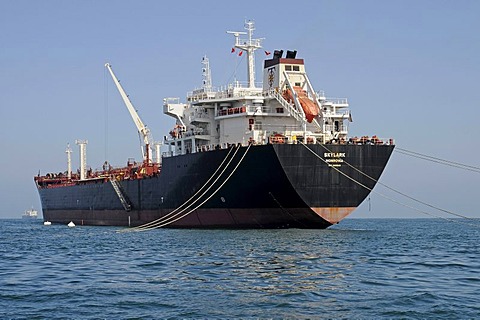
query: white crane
[{"left": 105, "top": 63, "right": 153, "bottom": 163}]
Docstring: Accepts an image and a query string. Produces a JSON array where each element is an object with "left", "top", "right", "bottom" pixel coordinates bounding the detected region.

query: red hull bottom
[{"left": 42, "top": 207, "right": 339, "bottom": 229}]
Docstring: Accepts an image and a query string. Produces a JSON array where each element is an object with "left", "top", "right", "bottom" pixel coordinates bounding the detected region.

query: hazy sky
[{"left": 1, "top": 0, "right": 479, "bottom": 219}]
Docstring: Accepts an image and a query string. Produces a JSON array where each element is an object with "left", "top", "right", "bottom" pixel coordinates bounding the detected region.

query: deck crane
[{"left": 105, "top": 63, "right": 154, "bottom": 164}]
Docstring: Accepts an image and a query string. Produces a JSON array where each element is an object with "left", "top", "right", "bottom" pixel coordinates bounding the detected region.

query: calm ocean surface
[{"left": 1, "top": 218, "right": 479, "bottom": 319}]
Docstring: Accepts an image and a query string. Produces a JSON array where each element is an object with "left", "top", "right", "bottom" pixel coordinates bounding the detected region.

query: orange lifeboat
[{"left": 283, "top": 86, "right": 319, "bottom": 123}]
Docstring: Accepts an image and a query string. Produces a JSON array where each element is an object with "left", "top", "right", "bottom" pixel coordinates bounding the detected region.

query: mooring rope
[
  {"left": 118, "top": 145, "right": 241, "bottom": 233},
  {"left": 300, "top": 142, "right": 480, "bottom": 227},
  {"left": 122, "top": 144, "right": 251, "bottom": 232},
  {"left": 317, "top": 144, "right": 478, "bottom": 222},
  {"left": 142, "top": 143, "right": 252, "bottom": 230},
  {"left": 395, "top": 147, "right": 480, "bottom": 174},
  {"left": 135, "top": 145, "right": 251, "bottom": 231}
]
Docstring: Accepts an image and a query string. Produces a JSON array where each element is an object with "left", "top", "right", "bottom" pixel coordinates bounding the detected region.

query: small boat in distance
[{"left": 22, "top": 207, "right": 38, "bottom": 219}]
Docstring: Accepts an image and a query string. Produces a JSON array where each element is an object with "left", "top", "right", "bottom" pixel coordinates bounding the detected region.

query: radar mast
[{"left": 227, "top": 20, "right": 263, "bottom": 88}]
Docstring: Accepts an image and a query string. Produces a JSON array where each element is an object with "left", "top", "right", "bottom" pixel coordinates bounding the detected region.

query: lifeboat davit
[{"left": 283, "top": 87, "right": 319, "bottom": 123}]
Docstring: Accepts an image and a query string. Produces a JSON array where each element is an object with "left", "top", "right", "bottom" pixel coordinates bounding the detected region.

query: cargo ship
[{"left": 34, "top": 21, "right": 394, "bottom": 229}]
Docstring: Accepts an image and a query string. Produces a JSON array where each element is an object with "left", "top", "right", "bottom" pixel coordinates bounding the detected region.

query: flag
[
  {"left": 231, "top": 48, "right": 235, "bottom": 53},
  {"left": 265, "top": 51, "right": 271, "bottom": 55},
  {"left": 238, "top": 51, "right": 243, "bottom": 56}
]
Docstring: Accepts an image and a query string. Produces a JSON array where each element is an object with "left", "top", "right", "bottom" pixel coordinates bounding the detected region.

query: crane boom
[{"left": 105, "top": 63, "right": 153, "bottom": 163}]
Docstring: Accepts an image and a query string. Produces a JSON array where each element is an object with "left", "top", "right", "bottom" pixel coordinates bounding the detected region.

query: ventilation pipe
[{"left": 75, "top": 139, "right": 88, "bottom": 180}]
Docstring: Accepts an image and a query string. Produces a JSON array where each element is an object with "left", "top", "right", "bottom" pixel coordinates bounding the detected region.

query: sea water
[{"left": 1, "top": 218, "right": 479, "bottom": 319}]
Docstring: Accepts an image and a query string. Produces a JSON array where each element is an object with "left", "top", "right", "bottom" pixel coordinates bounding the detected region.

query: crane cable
[
  {"left": 103, "top": 67, "right": 109, "bottom": 162},
  {"left": 301, "top": 142, "right": 480, "bottom": 227},
  {"left": 224, "top": 54, "right": 245, "bottom": 88}
]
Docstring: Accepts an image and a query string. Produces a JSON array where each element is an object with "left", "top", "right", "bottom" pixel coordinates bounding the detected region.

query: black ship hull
[{"left": 37, "top": 143, "right": 394, "bottom": 228}]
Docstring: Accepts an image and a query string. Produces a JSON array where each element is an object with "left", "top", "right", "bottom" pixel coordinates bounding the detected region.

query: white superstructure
[{"left": 163, "top": 21, "right": 351, "bottom": 157}]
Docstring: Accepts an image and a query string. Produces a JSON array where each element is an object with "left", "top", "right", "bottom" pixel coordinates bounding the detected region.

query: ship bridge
[{"left": 162, "top": 21, "right": 359, "bottom": 157}]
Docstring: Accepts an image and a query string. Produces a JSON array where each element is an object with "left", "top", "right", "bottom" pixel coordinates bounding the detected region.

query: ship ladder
[
  {"left": 269, "top": 89, "right": 304, "bottom": 123},
  {"left": 109, "top": 177, "right": 132, "bottom": 211}
]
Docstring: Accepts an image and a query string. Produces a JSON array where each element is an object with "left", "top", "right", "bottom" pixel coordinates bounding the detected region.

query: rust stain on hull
[{"left": 311, "top": 207, "right": 356, "bottom": 224}]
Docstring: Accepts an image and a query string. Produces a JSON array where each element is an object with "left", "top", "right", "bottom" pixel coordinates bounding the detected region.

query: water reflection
[{"left": 152, "top": 228, "right": 358, "bottom": 315}]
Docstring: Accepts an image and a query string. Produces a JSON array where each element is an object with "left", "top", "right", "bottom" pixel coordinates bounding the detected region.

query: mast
[
  {"left": 227, "top": 20, "right": 263, "bottom": 88},
  {"left": 75, "top": 139, "right": 88, "bottom": 180},
  {"left": 65, "top": 143, "right": 72, "bottom": 180},
  {"left": 201, "top": 55, "right": 212, "bottom": 91}
]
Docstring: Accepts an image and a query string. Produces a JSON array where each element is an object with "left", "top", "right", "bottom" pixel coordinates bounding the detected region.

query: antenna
[{"left": 227, "top": 20, "right": 263, "bottom": 88}]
